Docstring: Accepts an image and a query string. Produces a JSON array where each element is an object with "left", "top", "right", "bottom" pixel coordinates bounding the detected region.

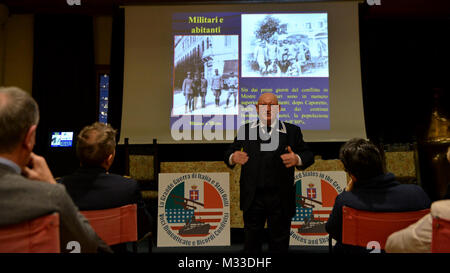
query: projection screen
[{"left": 121, "top": 1, "right": 366, "bottom": 144}]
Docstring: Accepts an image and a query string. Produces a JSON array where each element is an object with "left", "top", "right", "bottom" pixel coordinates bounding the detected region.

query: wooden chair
[
  {"left": 431, "top": 216, "right": 450, "bottom": 253},
  {"left": 0, "top": 213, "right": 60, "bottom": 253},
  {"left": 81, "top": 204, "right": 138, "bottom": 252},
  {"left": 342, "top": 206, "right": 430, "bottom": 252}
]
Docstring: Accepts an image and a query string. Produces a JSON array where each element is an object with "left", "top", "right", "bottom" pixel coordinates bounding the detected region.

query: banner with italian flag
[
  {"left": 158, "top": 173, "right": 230, "bottom": 247},
  {"left": 290, "top": 171, "right": 347, "bottom": 246}
]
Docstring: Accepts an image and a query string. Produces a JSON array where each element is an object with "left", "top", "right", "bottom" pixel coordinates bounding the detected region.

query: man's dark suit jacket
[
  {"left": 59, "top": 167, "right": 152, "bottom": 239},
  {"left": 224, "top": 120, "right": 314, "bottom": 217},
  {"left": 325, "top": 172, "right": 431, "bottom": 253}
]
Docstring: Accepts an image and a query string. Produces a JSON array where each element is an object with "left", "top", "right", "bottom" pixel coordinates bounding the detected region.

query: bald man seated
[
  {"left": 224, "top": 93, "right": 314, "bottom": 253},
  {"left": 0, "top": 87, "right": 111, "bottom": 253}
]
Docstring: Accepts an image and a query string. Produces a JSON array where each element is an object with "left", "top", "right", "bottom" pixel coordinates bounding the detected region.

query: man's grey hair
[{"left": 0, "top": 87, "right": 40, "bottom": 153}]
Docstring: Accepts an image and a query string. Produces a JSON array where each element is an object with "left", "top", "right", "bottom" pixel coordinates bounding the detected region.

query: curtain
[{"left": 32, "top": 13, "right": 96, "bottom": 176}]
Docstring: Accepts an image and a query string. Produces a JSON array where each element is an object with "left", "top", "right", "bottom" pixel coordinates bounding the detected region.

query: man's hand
[
  {"left": 280, "top": 146, "right": 299, "bottom": 168},
  {"left": 231, "top": 151, "right": 249, "bottom": 165},
  {"left": 22, "top": 153, "right": 57, "bottom": 184}
]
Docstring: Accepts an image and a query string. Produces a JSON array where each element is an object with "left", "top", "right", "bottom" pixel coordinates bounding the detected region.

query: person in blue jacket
[{"left": 326, "top": 138, "right": 431, "bottom": 253}]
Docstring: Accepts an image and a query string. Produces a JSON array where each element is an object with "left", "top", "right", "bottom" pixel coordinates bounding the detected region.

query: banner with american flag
[
  {"left": 290, "top": 171, "right": 347, "bottom": 246},
  {"left": 158, "top": 173, "right": 230, "bottom": 247}
]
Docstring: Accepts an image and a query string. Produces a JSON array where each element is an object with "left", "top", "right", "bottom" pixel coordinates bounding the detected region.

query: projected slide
[
  {"left": 241, "top": 14, "right": 328, "bottom": 78},
  {"left": 171, "top": 12, "right": 329, "bottom": 131},
  {"left": 173, "top": 35, "right": 239, "bottom": 116}
]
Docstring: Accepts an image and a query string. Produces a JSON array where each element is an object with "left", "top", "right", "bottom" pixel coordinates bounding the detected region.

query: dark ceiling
[{"left": 0, "top": 0, "right": 450, "bottom": 17}]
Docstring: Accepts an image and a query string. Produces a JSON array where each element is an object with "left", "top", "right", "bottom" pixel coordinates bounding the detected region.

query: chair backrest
[
  {"left": 431, "top": 216, "right": 450, "bottom": 253},
  {"left": 0, "top": 213, "right": 60, "bottom": 253},
  {"left": 81, "top": 204, "right": 137, "bottom": 246},
  {"left": 342, "top": 206, "right": 430, "bottom": 250}
]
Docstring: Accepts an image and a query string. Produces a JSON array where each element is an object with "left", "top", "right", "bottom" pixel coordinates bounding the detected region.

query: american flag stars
[{"left": 166, "top": 209, "right": 195, "bottom": 223}]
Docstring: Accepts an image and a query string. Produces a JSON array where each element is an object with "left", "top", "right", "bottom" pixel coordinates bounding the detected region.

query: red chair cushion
[
  {"left": 0, "top": 213, "right": 60, "bottom": 253},
  {"left": 342, "top": 206, "right": 429, "bottom": 250},
  {"left": 81, "top": 204, "right": 137, "bottom": 246}
]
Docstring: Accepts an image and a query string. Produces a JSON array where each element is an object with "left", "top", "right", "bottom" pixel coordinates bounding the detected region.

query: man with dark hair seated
[
  {"left": 59, "top": 122, "right": 152, "bottom": 252},
  {"left": 325, "top": 138, "right": 431, "bottom": 253}
]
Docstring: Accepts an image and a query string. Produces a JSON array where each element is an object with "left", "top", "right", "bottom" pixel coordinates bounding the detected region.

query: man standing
[
  {"left": 0, "top": 87, "right": 110, "bottom": 253},
  {"left": 182, "top": 71, "right": 194, "bottom": 113},
  {"left": 224, "top": 93, "right": 314, "bottom": 253},
  {"left": 276, "top": 38, "right": 286, "bottom": 63},
  {"left": 211, "top": 68, "right": 223, "bottom": 108},
  {"left": 200, "top": 72, "right": 208, "bottom": 108},
  {"left": 254, "top": 40, "right": 268, "bottom": 75},
  {"left": 192, "top": 72, "right": 201, "bottom": 112},
  {"left": 267, "top": 38, "right": 279, "bottom": 75},
  {"left": 225, "top": 71, "right": 238, "bottom": 109}
]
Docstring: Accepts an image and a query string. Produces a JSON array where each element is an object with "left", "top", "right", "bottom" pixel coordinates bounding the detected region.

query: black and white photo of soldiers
[
  {"left": 172, "top": 35, "right": 239, "bottom": 116},
  {"left": 241, "top": 13, "right": 329, "bottom": 78}
]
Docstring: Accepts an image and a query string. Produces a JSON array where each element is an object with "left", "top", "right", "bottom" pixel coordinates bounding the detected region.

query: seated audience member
[
  {"left": 59, "top": 122, "right": 152, "bottom": 251},
  {"left": 385, "top": 146, "right": 450, "bottom": 253},
  {"left": 385, "top": 199, "right": 450, "bottom": 253},
  {"left": 325, "top": 138, "right": 431, "bottom": 253},
  {"left": 0, "top": 87, "right": 111, "bottom": 253}
]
